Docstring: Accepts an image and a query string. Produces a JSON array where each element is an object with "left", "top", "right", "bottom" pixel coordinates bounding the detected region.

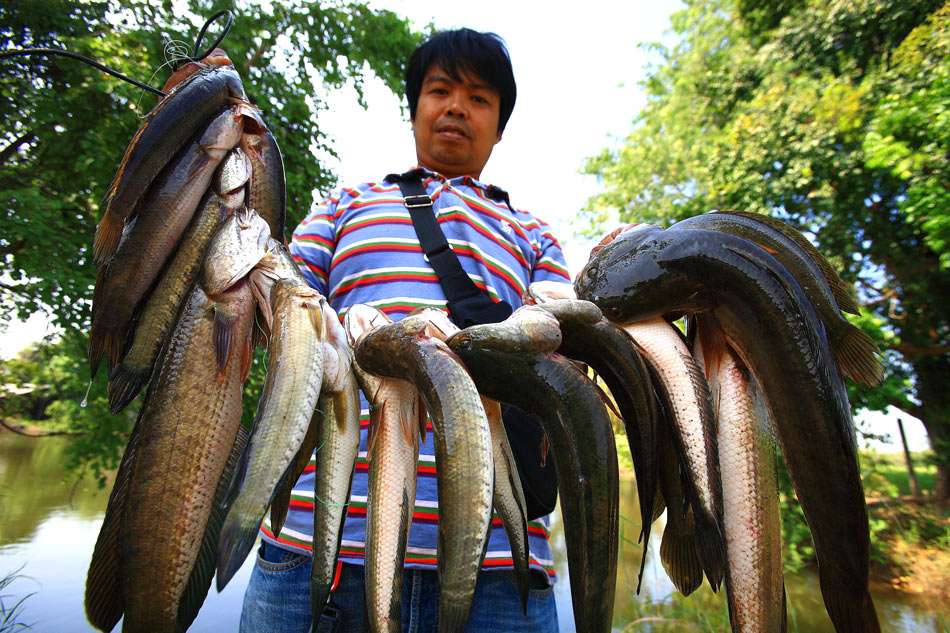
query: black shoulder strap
[
  {"left": 395, "top": 176, "right": 482, "bottom": 303},
  {"left": 392, "top": 172, "right": 512, "bottom": 327}
]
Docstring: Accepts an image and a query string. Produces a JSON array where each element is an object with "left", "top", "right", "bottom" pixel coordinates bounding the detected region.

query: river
[{"left": 0, "top": 433, "right": 945, "bottom": 632}]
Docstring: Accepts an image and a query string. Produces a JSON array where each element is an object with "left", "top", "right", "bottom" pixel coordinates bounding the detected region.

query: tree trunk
[{"left": 897, "top": 418, "right": 922, "bottom": 497}]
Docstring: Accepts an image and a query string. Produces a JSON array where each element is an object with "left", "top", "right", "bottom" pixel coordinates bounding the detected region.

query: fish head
[
  {"left": 343, "top": 304, "right": 392, "bottom": 349},
  {"left": 214, "top": 147, "right": 252, "bottom": 196},
  {"left": 446, "top": 305, "right": 561, "bottom": 355},
  {"left": 201, "top": 207, "right": 271, "bottom": 295},
  {"left": 523, "top": 280, "right": 577, "bottom": 305},
  {"left": 574, "top": 224, "right": 697, "bottom": 324}
]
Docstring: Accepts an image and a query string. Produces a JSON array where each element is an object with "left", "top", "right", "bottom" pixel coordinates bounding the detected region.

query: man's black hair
[{"left": 406, "top": 28, "right": 517, "bottom": 133}]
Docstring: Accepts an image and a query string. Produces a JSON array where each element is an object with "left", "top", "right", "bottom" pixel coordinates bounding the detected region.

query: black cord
[
  {"left": 0, "top": 48, "right": 167, "bottom": 97},
  {"left": 188, "top": 9, "right": 234, "bottom": 64},
  {"left": 0, "top": 9, "right": 235, "bottom": 97}
]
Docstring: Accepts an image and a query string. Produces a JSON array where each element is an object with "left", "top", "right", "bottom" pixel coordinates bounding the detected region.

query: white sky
[{"left": 0, "top": 0, "right": 931, "bottom": 453}]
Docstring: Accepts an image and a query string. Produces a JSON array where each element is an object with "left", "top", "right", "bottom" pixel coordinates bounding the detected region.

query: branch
[
  {"left": 0, "top": 132, "right": 36, "bottom": 166},
  {"left": 0, "top": 417, "right": 83, "bottom": 437},
  {"left": 890, "top": 342, "right": 950, "bottom": 356}
]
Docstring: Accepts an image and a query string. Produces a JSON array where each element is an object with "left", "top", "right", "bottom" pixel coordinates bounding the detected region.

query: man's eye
[{"left": 472, "top": 95, "right": 488, "bottom": 104}]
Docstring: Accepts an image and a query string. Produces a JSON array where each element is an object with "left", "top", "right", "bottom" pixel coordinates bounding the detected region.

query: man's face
[{"left": 411, "top": 64, "right": 503, "bottom": 180}]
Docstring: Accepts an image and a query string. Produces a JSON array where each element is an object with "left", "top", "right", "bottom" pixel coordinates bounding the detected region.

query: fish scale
[{"left": 621, "top": 316, "right": 725, "bottom": 591}]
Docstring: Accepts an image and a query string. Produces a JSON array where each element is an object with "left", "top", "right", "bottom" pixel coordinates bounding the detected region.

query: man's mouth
[{"left": 435, "top": 121, "right": 470, "bottom": 140}]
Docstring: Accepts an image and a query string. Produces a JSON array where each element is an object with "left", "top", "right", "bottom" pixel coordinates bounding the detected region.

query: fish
[
  {"left": 94, "top": 64, "right": 247, "bottom": 264},
  {"left": 106, "top": 148, "right": 251, "bottom": 413},
  {"left": 85, "top": 275, "right": 256, "bottom": 633},
  {"left": 356, "top": 311, "right": 494, "bottom": 633},
  {"left": 694, "top": 314, "right": 786, "bottom": 633},
  {"left": 215, "top": 278, "right": 325, "bottom": 590},
  {"left": 241, "top": 111, "right": 287, "bottom": 242},
  {"left": 88, "top": 105, "right": 245, "bottom": 378},
  {"left": 344, "top": 304, "right": 423, "bottom": 633},
  {"left": 308, "top": 299, "right": 361, "bottom": 622},
  {"left": 654, "top": 402, "right": 704, "bottom": 597},
  {"left": 528, "top": 295, "right": 659, "bottom": 592},
  {"left": 671, "top": 211, "right": 882, "bottom": 386},
  {"left": 620, "top": 316, "right": 724, "bottom": 592},
  {"left": 446, "top": 306, "right": 619, "bottom": 633},
  {"left": 576, "top": 225, "right": 880, "bottom": 633}
]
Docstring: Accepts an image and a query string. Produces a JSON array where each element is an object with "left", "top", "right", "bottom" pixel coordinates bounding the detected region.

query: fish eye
[
  {"left": 585, "top": 264, "right": 599, "bottom": 281},
  {"left": 453, "top": 335, "right": 472, "bottom": 350}
]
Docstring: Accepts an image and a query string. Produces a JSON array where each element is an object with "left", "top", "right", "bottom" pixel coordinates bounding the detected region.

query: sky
[{"left": 0, "top": 0, "right": 931, "bottom": 452}]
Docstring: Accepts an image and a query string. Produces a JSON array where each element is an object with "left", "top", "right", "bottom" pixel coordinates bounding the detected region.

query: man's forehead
[{"left": 423, "top": 64, "right": 497, "bottom": 93}]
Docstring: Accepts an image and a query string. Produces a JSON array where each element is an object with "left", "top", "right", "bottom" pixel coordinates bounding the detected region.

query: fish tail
[
  {"left": 818, "top": 569, "right": 881, "bottom": 633},
  {"left": 833, "top": 324, "right": 884, "bottom": 387},
  {"left": 93, "top": 209, "right": 123, "bottom": 266},
  {"left": 215, "top": 508, "right": 261, "bottom": 592},
  {"left": 213, "top": 304, "right": 239, "bottom": 375},
  {"left": 659, "top": 523, "right": 703, "bottom": 596},
  {"left": 694, "top": 513, "right": 726, "bottom": 592},
  {"left": 107, "top": 361, "right": 150, "bottom": 414},
  {"left": 88, "top": 323, "right": 128, "bottom": 379}
]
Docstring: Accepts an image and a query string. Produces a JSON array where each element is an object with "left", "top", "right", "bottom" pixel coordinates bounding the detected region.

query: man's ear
[{"left": 495, "top": 129, "right": 503, "bottom": 145}]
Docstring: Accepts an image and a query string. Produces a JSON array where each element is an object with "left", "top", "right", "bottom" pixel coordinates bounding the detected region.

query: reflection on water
[{"left": 0, "top": 434, "right": 946, "bottom": 632}]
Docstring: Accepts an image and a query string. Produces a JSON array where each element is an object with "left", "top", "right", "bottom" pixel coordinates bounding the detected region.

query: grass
[
  {"left": 863, "top": 450, "right": 937, "bottom": 497},
  {"left": 0, "top": 567, "right": 33, "bottom": 632}
]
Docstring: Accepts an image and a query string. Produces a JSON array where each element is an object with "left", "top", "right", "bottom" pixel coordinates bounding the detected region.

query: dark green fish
[
  {"left": 356, "top": 312, "right": 494, "bottom": 633},
  {"left": 241, "top": 111, "right": 287, "bottom": 242},
  {"left": 528, "top": 296, "right": 659, "bottom": 592},
  {"left": 576, "top": 225, "right": 880, "bottom": 633},
  {"left": 671, "top": 211, "right": 882, "bottom": 386},
  {"left": 94, "top": 65, "right": 246, "bottom": 264},
  {"left": 446, "top": 306, "right": 619, "bottom": 633}
]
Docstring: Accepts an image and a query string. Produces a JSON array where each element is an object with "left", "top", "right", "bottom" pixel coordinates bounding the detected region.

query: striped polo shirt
[{"left": 262, "top": 167, "right": 571, "bottom": 581}]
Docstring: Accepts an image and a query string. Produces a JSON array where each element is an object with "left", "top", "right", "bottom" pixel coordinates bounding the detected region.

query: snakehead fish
[
  {"left": 88, "top": 104, "right": 245, "bottom": 377},
  {"left": 241, "top": 110, "right": 287, "bottom": 242},
  {"left": 446, "top": 306, "right": 619, "bottom": 633},
  {"left": 528, "top": 295, "right": 659, "bottom": 592},
  {"left": 654, "top": 398, "right": 704, "bottom": 597},
  {"left": 85, "top": 275, "right": 256, "bottom": 633},
  {"left": 671, "top": 212, "right": 882, "bottom": 386},
  {"left": 307, "top": 299, "right": 361, "bottom": 622},
  {"left": 355, "top": 312, "right": 494, "bottom": 633},
  {"left": 694, "top": 314, "right": 786, "bottom": 633},
  {"left": 411, "top": 307, "right": 534, "bottom": 614},
  {"left": 576, "top": 225, "right": 880, "bottom": 633},
  {"left": 215, "top": 278, "right": 325, "bottom": 590},
  {"left": 94, "top": 63, "right": 247, "bottom": 264},
  {"left": 621, "top": 316, "right": 724, "bottom": 591},
  {"left": 107, "top": 148, "right": 252, "bottom": 413},
  {"left": 344, "top": 304, "right": 422, "bottom": 633}
]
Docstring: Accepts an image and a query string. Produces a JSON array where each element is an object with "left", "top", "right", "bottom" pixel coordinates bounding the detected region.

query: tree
[
  {"left": 583, "top": 0, "right": 950, "bottom": 500},
  {"left": 0, "top": 0, "right": 421, "bottom": 476}
]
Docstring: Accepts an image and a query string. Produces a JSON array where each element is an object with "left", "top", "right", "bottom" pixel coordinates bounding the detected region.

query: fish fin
[
  {"left": 84, "top": 424, "right": 140, "bottom": 631},
  {"left": 659, "top": 521, "right": 704, "bottom": 596},
  {"left": 271, "top": 419, "right": 318, "bottom": 537},
  {"left": 305, "top": 299, "right": 325, "bottom": 338},
  {"left": 830, "top": 278, "right": 861, "bottom": 315},
  {"left": 399, "top": 398, "right": 417, "bottom": 449},
  {"left": 184, "top": 424, "right": 248, "bottom": 617},
  {"left": 240, "top": 329, "right": 254, "bottom": 384},
  {"left": 538, "top": 434, "right": 549, "bottom": 468},
  {"left": 187, "top": 150, "right": 215, "bottom": 184},
  {"left": 693, "top": 510, "right": 726, "bottom": 592},
  {"left": 651, "top": 485, "right": 667, "bottom": 523},
  {"left": 107, "top": 360, "right": 150, "bottom": 414},
  {"left": 592, "top": 379, "right": 622, "bottom": 419},
  {"left": 366, "top": 399, "right": 384, "bottom": 462},
  {"left": 833, "top": 323, "right": 884, "bottom": 387},
  {"left": 213, "top": 303, "right": 239, "bottom": 376},
  {"left": 418, "top": 396, "right": 429, "bottom": 446},
  {"left": 92, "top": 209, "right": 123, "bottom": 265},
  {"left": 818, "top": 568, "right": 882, "bottom": 633}
]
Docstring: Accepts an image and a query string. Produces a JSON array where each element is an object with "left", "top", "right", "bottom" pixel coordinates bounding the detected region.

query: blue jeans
[{"left": 240, "top": 542, "right": 558, "bottom": 632}]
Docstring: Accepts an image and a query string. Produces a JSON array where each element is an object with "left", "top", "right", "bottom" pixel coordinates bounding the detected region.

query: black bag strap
[{"left": 391, "top": 172, "right": 512, "bottom": 327}]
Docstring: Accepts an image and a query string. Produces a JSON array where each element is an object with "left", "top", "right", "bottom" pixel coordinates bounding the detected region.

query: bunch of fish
[
  {"left": 573, "top": 214, "right": 885, "bottom": 633},
  {"left": 81, "top": 49, "right": 884, "bottom": 633}
]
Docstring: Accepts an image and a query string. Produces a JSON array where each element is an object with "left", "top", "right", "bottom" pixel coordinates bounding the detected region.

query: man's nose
[{"left": 445, "top": 92, "right": 467, "bottom": 118}]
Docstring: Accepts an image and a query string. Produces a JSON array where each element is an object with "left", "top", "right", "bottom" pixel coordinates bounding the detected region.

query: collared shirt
[{"left": 263, "top": 167, "right": 572, "bottom": 581}]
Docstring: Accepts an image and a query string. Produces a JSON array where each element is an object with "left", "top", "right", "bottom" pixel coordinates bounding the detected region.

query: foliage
[
  {"left": 0, "top": 0, "right": 421, "bottom": 475},
  {"left": 583, "top": 0, "right": 950, "bottom": 497}
]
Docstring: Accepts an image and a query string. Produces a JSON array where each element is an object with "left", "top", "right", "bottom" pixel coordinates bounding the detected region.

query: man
[{"left": 240, "top": 28, "right": 571, "bottom": 632}]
